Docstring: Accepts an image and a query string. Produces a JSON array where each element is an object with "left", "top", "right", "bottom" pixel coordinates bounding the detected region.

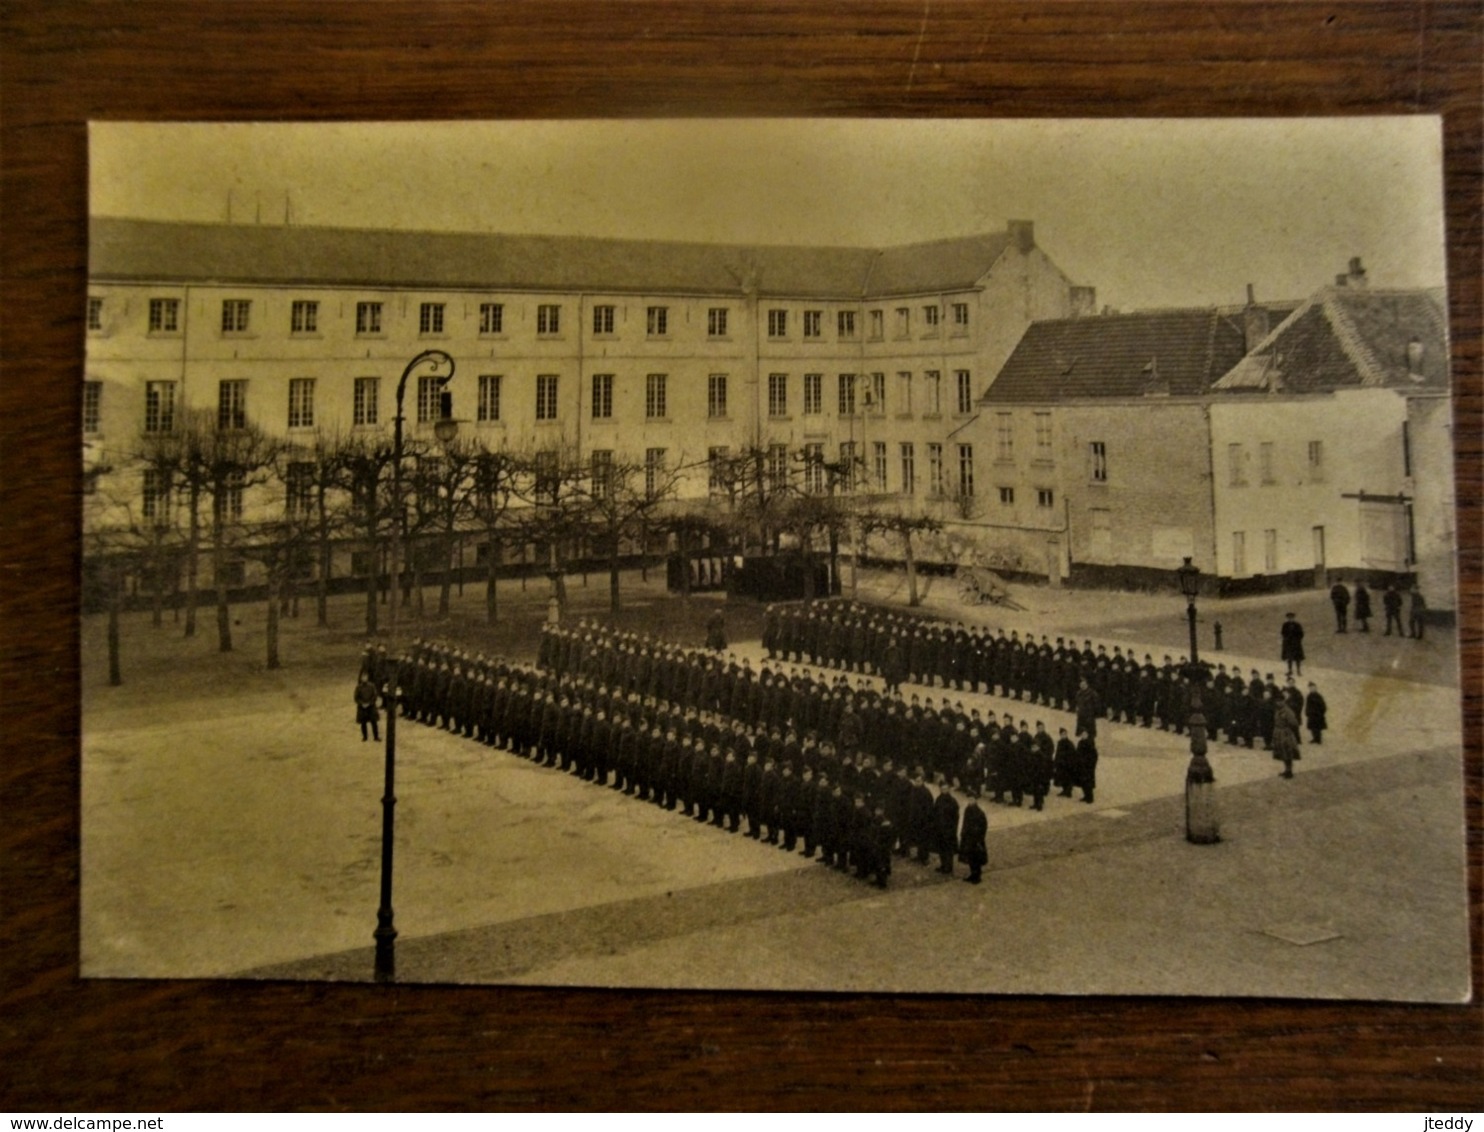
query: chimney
[
  {"left": 1069, "top": 285, "right": 1097, "bottom": 317},
  {"left": 1007, "top": 220, "right": 1035, "bottom": 254},
  {"left": 1406, "top": 336, "right": 1425, "bottom": 376},
  {"left": 1243, "top": 283, "right": 1270, "bottom": 351},
  {"left": 1335, "top": 256, "right": 1368, "bottom": 288}
]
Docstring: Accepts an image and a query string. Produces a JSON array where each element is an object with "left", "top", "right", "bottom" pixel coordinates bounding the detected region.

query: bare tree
[
  {"left": 332, "top": 435, "right": 402, "bottom": 636},
  {"left": 857, "top": 508, "right": 944, "bottom": 607},
  {"left": 578, "top": 453, "right": 688, "bottom": 613},
  {"left": 466, "top": 442, "right": 522, "bottom": 624},
  {"left": 510, "top": 446, "right": 593, "bottom": 616}
]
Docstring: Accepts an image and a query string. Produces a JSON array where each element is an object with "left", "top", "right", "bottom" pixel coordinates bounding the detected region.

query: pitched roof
[
  {"left": 983, "top": 306, "right": 1284, "bottom": 402},
  {"left": 1212, "top": 287, "right": 1449, "bottom": 393},
  {"left": 88, "top": 217, "right": 1018, "bottom": 299}
]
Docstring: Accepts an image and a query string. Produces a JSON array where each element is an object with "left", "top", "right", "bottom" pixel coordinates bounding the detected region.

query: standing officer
[
  {"left": 958, "top": 789, "right": 988, "bottom": 885},
  {"left": 1330, "top": 581, "right": 1351, "bottom": 632}
]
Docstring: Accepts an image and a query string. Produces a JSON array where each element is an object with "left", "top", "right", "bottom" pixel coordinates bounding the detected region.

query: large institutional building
[{"left": 84, "top": 217, "right": 1454, "bottom": 612}]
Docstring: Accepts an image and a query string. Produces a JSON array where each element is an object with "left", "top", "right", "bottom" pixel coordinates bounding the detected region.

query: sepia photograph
[{"left": 81, "top": 117, "right": 1468, "bottom": 999}]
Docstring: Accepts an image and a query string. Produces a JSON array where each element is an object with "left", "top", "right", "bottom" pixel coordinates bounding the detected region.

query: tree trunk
[
  {"left": 266, "top": 567, "right": 281, "bottom": 670},
  {"left": 149, "top": 528, "right": 165, "bottom": 628},
  {"left": 609, "top": 532, "right": 622, "bottom": 613},
  {"left": 905, "top": 532, "right": 921, "bottom": 606},
  {"left": 107, "top": 559, "right": 123, "bottom": 687},
  {"left": 316, "top": 486, "right": 330, "bottom": 628},
  {"left": 485, "top": 532, "right": 500, "bottom": 624},
  {"left": 213, "top": 523, "right": 232, "bottom": 653},
  {"left": 184, "top": 483, "right": 200, "bottom": 637},
  {"left": 364, "top": 538, "right": 379, "bottom": 635},
  {"left": 438, "top": 531, "right": 452, "bottom": 617}
]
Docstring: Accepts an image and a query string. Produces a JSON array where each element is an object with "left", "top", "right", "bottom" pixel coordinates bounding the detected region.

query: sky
[{"left": 89, "top": 119, "right": 1448, "bottom": 311}]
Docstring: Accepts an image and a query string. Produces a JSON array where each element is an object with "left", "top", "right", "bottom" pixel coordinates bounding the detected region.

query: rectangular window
[
  {"left": 1259, "top": 441, "right": 1276, "bottom": 485},
  {"left": 803, "top": 443, "right": 825, "bottom": 494},
  {"left": 1308, "top": 439, "right": 1325, "bottom": 482},
  {"left": 590, "top": 373, "right": 613, "bottom": 420},
  {"left": 286, "top": 462, "right": 314, "bottom": 521},
  {"left": 869, "top": 309, "right": 884, "bottom": 340},
  {"left": 645, "top": 373, "right": 667, "bottom": 420},
  {"left": 897, "top": 372, "right": 913, "bottom": 415},
  {"left": 928, "top": 443, "right": 944, "bottom": 496},
  {"left": 767, "top": 444, "right": 789, "bottom": 491},
  {"left": 955, "top": 370, "right": 973, "bottom": 414},
  {"left": 767, "top": 309, "right": 787, "bottom": 338},
  {"left": 894, "top": 307, "right": 910, "bottom": 337},
  {"left": 288, "top": 378, "right": 315, "bottom": 429},
  {"left": 646, "top": 306, "right": 668, "bottom": 337},
  {"left": 1264, "top": 528, "right": 1279, "bottom": 573},
  {"left": 999, "top": 486, "right": 1015, "bottom": 505},
  {"left": 1089, "top": 440, "right": 1108, "bottom": 482},
  {"left": 1228, "top": 443, "right": 1247, "bottom": 487},
  {"left": 1232, "top": 530, "right": 1247, "bottom": 576},
  {"left": 1037, "top": 488, "right": 1054, "bottom": 509},
  {"left": 644, "top": 448, "right": 666, "bottom": 498},
  {"left": 958, "top": 444, "right": 975, "bottom": 498},
  {"left": 291, "top": 300, "right": 319, "bottom": 334},
  {"left": 707, "top": 374, "right": 728, "bottom": 419},
  {"left": 899, "top": 443, "right": 916, "bottom": 495},
  {"left": 767, "top": 373, "right": 788, "bottom": 418},
  {"left": 803, "top": 373, "right": 823, "bottom": 416},
  {"left": 416, "top": 376, "right": 441, "bottom": 425},
  {"left": 83, "top": 381, "right": 102, "bottom": 435},
  {"left": 87, "top": 297, "right": 104, "bottom": 331},
  {"left": 148, "top": 298, "right": 180, "bottom": 333},
  {"left": 144, "top": 381, "right": 176, "bottom": 433},
  {"left": 707, "top": 447, "right": 730, "bottom": 494},
  {"left": 479, "top": 302, "right": 504, "bottom": 335},
  {"left": 142, "top": 468, "right": 171, "bottom": 522},
  {"left": 419, "top": 303, "right": 445, "bottom": 335},
  {"left": 995, "top": 413, "right": 1014, "bottom": 462},
  {"left": 221, "top": 299, "right": 251, "bottom": 334},
  {"left": 214, "top": 469, "right": 245, "bottom": 526},
  {"left": 837, "top": 373, "right": 856, "bottom": 416},
  {"left": 353, "top": 377, "right": 379, "bottom": 427},
  {"left": 952, "top": 302, "right": 970, "bottom": 332},
  {"left": 838, "top": 442, "right": 858, "bottom": 492},
  {"left": 356, "top": 302, "right": 382, "bottom": 335},
  {"left": 536, "top": 374, "right": 559, "bottom": 421},
  {"left": 924, "top": 305, "right": 941, "bottom": 334},
  {"left": 837, "top": 310, "right": 856, "bottom": 340},
  {"left": 924, "top": 371, "right": 942, "bottom": 415},
  {"left": 593, "top": 305, "right": 615, "bottom": 335},
  {"left": 1034, "top": 412, "right": 1054, "bottom": 459},
  {"left": 218, "top": 379, "right": 247, "bottom": 431},
  {"left": 590, "top": 450, "right": 614, "bottom": 499},
  {"left": 537, "top": 304, "right": 561, "bottom": 335},
  {"left": 478, "top": 374, "right": 502, "bottom": 423},
  {"left": 803, "top": 310, "right": 822, "bottom": 339},
  {"left": 873, "top": 441, "right": 888, "bottom": 490},
  {"left": 532, "top": 450, "right": 559, "bottom": 497},
  {"left": 867, "top": 372, "right": 886, "bottom": 414},
  {"left": 708, "top": 307, "right": 729, "bottom": 337}
]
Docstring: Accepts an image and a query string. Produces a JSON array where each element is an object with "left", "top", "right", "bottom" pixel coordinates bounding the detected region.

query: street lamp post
[
  {"left": 376, "top": 349, "right": 456, "bottom": 983},
  {"left": 1178, "top": 556, "right": 1220, "bottom": 844}
]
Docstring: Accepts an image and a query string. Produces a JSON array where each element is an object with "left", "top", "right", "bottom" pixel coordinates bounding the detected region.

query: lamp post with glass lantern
[
  {"left": 375, "top": 348, "right": 457, "bottom": 983},
  {"left": 1178, "top": 556, "right": 1220, "bottom": 844}
]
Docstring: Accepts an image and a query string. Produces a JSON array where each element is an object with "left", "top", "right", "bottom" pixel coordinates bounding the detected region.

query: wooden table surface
[{"left": 2, "top": 0, "right": 1479, "bottom": 1111}]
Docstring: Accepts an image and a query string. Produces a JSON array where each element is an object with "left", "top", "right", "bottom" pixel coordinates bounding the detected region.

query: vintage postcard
[{"left": 81, "top": 119, "right": 1468, "bottom": 998}]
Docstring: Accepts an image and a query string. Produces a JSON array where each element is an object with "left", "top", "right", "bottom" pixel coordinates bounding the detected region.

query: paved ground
[{"left": 80, "top": 566, "right": 1470, "bottom": 1000}]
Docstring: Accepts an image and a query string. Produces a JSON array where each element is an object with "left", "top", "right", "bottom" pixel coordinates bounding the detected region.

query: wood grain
[{"left": 2, "top": 0, "right": 1479, "bottom": 1111}]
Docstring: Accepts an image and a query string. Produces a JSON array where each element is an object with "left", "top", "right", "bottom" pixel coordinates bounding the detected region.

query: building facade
[{"left": 84, "top": 217, "right": 1088, "bottom": 585}]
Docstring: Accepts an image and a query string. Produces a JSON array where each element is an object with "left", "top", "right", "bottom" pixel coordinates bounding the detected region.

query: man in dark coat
[
  {"left": 958, "top": 789, "right": 988, "bottom": 884},
  {"left": 932, "top": 774, "right": 960, "bottom": 876},
  {"left": 1330, "top": 582, "right": 1351, "bottom": 632},
  {"left": 1383, "top": 585, "right": 1404, "bottom": 636},
  {"left": 907, "top": 768, "right": 935, "bottom": 864},
  {"left": 1052, "top": 727, "right": 1077, "bottom": 797},
  {"left": 1280, "top": 612, "right": 1305, "bottom": 677},
  {"left": 1030, "top": 722, "right": 1055, "bottom": 811},
  {"left": 1074, "top": 678, "right": 1101, "bottom": 741},
  {"left": 1353, "top": 584, "right": 1373, "bottom": 632},
  {"left": 1409, "top": 587, "right": 1428, "bottom": 640},
  {"left": 1304, "top": 682, "right": 1328, "bottom": 744},
  {"left": 1073, "top": 731, "right": 1098, "bottom": 803}
]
